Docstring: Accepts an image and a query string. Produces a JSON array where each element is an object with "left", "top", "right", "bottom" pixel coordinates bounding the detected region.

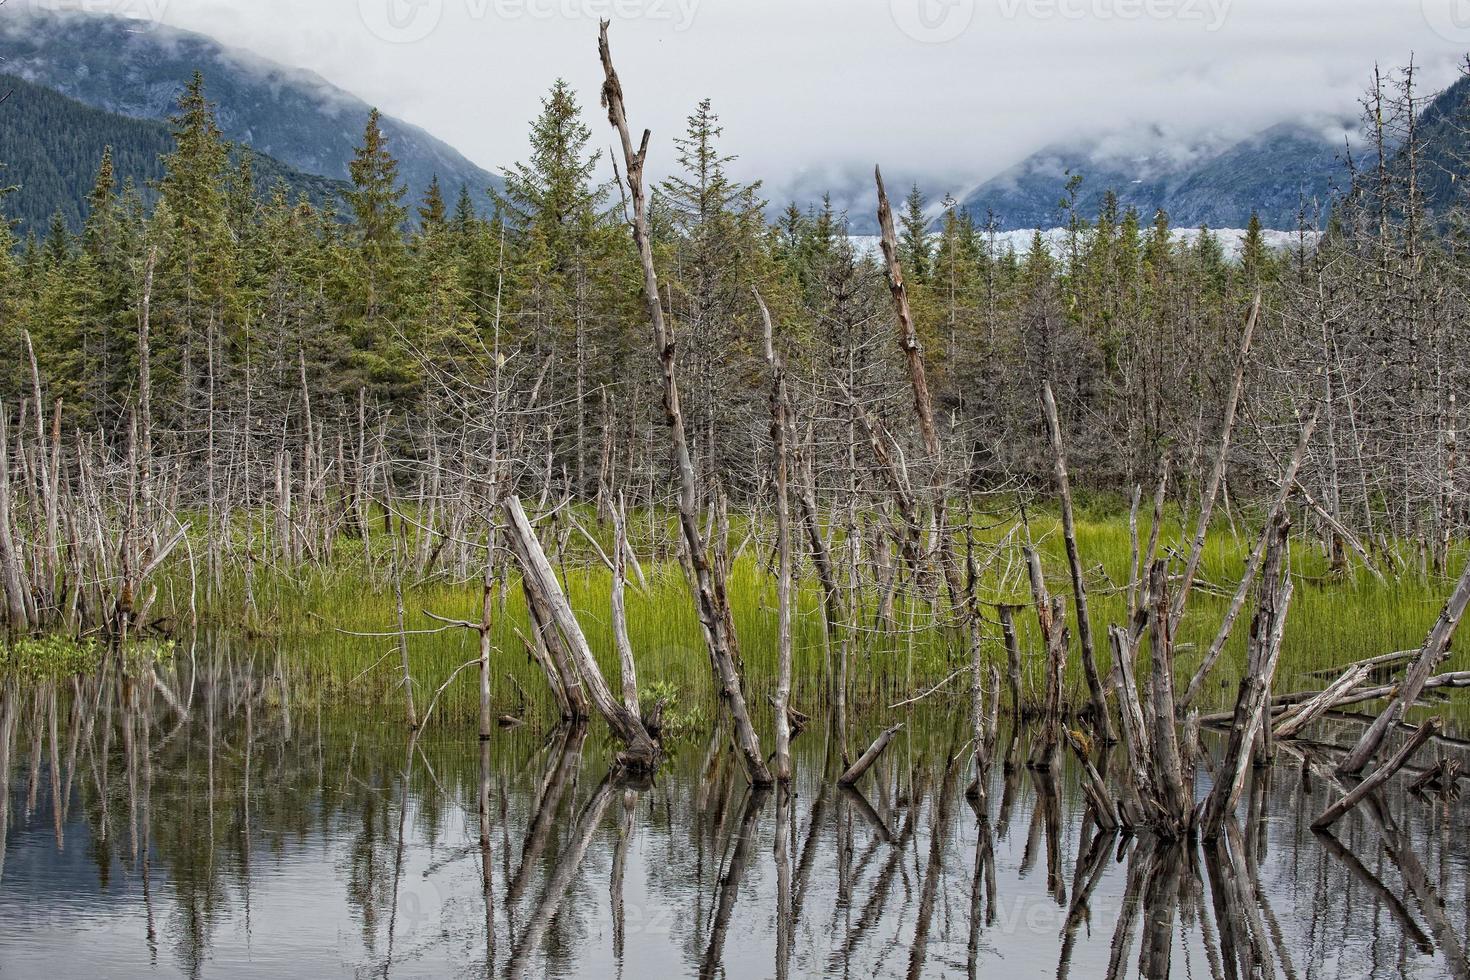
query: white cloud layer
[{"left": 19, "top": 0, "right": 1470, "bottom": 205}]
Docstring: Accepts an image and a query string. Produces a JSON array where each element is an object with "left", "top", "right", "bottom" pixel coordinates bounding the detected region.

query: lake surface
[{"left": 1, "top": 658, "right": 1467, "bottom": 979}]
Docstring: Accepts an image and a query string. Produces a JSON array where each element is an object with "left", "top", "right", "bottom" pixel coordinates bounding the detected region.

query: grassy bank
[{"left": 152, "top": 509, "right": 1469, "bottom": 729}]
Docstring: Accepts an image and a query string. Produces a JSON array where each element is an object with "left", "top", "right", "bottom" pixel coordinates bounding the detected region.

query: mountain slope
[
  {"left": 0, "top": 8, "right": 498, "bottom": 215},
  {"left": 1410, "top": 71, "right": 1470, "bottom": 217},
  {"left": 0, "top": 71, "right": 348, "bottom": 236},
  {"left": 958, "top": 121, "right": 1353, "bottom": 230}
]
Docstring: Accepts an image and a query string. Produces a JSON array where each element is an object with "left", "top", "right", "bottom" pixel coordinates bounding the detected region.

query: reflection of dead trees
[
  {"left": 610, "top": 787, "right": 634, "bottom": 967},
  {"left": 507, "top": 772, "right": 622, "bottom": 980},
  {"left": 965, "top": 808, "right": 997, "bottom": 980},
  {"left": 833, "top": 766, "right": 926, "bottom": 972},
  {"left": 0, "top": 685, "right": 14, "bottom": 886},
  {"left": 1313, "top": 828, "right": 1433, "bottom": 955},
  {"left": 906, "top": 758, "right": 960, "bottom": 980},
  {"left": 478, "top": 738, "right": 496, "bottom": 976},
  {"left": 773, "top": 786, "right": 793, "bottom": 980},
  {"left": 1138, "top": 839, "right": 1184, "bottom": 979},
  {"left": 1057, "top": 827, "right": 1116, "bottom": 980},
  {"left": 1312, "top": 718, "right": 1441, "bottom": 830},
  {"left": 699, "top": 786, "right": 768, "bottom": 980},
  {"left": 506, "top": 723, "right": 587, "bottom": 906}
]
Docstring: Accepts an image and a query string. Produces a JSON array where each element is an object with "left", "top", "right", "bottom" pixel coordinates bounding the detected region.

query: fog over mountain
[{"left": 2, "top": 0, "right": 1467, "bottom": 228}]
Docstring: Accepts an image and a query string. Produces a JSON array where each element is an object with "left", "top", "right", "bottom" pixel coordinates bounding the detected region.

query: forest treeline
[{"left": 0, "top": 59, "right": 1463, "bottom": 573}]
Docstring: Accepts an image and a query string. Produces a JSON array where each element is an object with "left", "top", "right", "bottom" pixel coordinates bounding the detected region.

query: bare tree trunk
[
  {"left": 1170, "top": 293, "right": 1259, "bottom": 633},
  {"left": 1200, "top": 518, "right": 1291, "bottom": 840},
  {"left": 389, "top": 528, "right": 418, "bottom": 730},
  {"left": 1041, "top": 380, "right": 1114, "bottom": 742},
  {"left": 503, "top": 496, "right": 658, "bottom": 768},
  {"left": 1180, "top": 409, "right": 1318, "bottom": 711},
  {"left": 874, "top": 166, "right": 965, "bottom": 608},
  {"left": 757, "top": 290, "right": 795, "bottom": 783},
  {"left": 610, "top": 497, "right": 640, "bottom": 720},
  {"left": 598, "top": 22, "right": 771, "bottom": 786},
  {"left": 0, "top": 410, "right": 30, "bottom": 631}
]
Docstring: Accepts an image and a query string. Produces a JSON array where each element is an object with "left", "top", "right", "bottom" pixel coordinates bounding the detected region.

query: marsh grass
[{"left": 163, "top": 508, "right": 1469, "bottom": 729}]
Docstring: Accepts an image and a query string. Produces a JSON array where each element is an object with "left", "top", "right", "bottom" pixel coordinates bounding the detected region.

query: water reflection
[{"left": 0, "top": 657, "right": 1467, "bottom": 979}]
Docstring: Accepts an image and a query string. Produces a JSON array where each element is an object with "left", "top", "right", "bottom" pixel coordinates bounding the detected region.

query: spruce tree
[{"left": 899, "top": 183, "right": 932, "bottom": 283}]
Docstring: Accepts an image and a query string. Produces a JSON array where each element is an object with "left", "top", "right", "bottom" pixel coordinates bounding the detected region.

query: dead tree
[
  {"left": 1199, "top": 517, "right": 1291, "bottom": 840},
  {"left": 502, "top": 496, "right": 659, "bottom": 770},
  {"left": 1169, "top": 293, "right": 1259, "bottom": 633},
  {"left": 1040, "top": 380, "right": 1114, "bottom": 742},
  {"left": 756, "top": 289, "right": 795, "bottom": 783},
  {"left": 874, "top": 165, "right": 966, "bottom": 608},
  {"left": 598, "top": 21, "right": 771, "bottom": 785}
]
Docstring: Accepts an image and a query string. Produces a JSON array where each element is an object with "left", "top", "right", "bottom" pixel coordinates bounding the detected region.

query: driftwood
[
  {"left": 838, "top": 724, "right": 903, "bottom": 787},
  {"left": 1313, "top": 718, "right": 1441, "bottom": 829},
  {"left": 1271, "top": 661, "right": 1370, "bottom": 740},
  {"left": 1339, "top": 559, "right": 1470, "bottom": 775},
  {"left": 1407, "top": 757, "right": 1461, "bottom": 796}
]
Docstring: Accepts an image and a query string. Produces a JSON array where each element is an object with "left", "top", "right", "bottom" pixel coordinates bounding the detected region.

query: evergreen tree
[{"left": 899, "top": 183, "right": 932, "bottom": 283}]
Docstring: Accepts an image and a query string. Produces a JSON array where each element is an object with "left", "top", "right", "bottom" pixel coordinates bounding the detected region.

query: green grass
[{"left": 154, "top": 507, "right": 1469, "bottom": 729}]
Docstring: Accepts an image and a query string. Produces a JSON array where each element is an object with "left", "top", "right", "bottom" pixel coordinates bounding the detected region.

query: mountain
[
  {"left": 0, "top": 8, "right": 499, "bottom": 217},
  {"left": 957, "top": 120, "right": 1354, "bottom": 231},
  {"left": 0, "top": 71, "right": 348, "bottom": 236},
  {"left": 1410, "top": 71, "right": 1470, "bottom": 217}
]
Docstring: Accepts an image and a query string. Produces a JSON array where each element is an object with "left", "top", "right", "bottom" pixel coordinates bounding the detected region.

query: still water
[{"left": 0, "top": 660, "right": 1467, "bottom": 979}]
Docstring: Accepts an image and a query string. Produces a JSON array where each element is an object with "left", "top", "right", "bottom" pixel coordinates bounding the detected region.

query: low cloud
[{"left": 16, "top": 0, "right": 1468, "bottom": 206}]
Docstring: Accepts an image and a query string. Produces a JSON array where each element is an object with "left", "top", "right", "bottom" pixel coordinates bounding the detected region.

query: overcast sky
[{"left": 69, "top": 0, "right": 1470, "bottom": 201}]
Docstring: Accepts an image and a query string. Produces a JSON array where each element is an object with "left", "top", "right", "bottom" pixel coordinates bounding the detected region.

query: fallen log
[
  {"left": 839, "top": 723, "right": 904, "bottom": 787},
  {"left": 1201, "top": 667, "right": 1470, "bottom": 728},
  {"left": 1339, "top": 561, "right": 1470, "bottom": 775},
  {"left": 502, "top": 496, "right": 659, "bottom": 770},
  {"left": 1272, "top": 661, "right": 1371, "bottom": 740},
  {"left": 1312, "top": 718, "right": 1442, "bottom": 830}
]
